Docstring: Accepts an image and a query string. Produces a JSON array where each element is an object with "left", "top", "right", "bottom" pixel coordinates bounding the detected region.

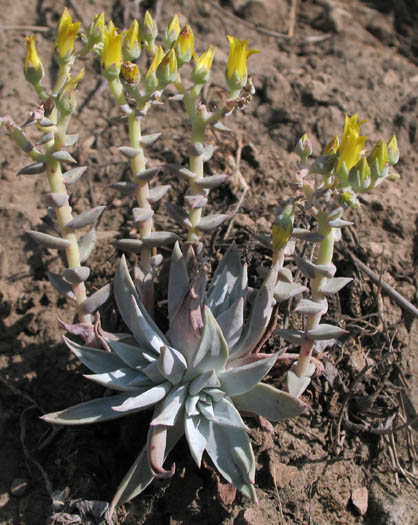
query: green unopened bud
[
  {"left": 387, "top": 135, "right": 399, "bottom": 166},
  {"left": 24, "top": 35, "right": 44, "bottom": 85},
  {"left": 323, "top": 135, "right": 340, "bottom": 155},
  {"left": 142, "top": 11, "right": 158, "bottom": 44},
  {"left": 156, "top": 49, "right": 178, "bottom": 86},
  {"left": 85, "top": 12, "right": 105, "bottom": 46},
  {"left": 367, "top": 139, "right": 389, "bottom": 186},
  {"left": 174, "top": 24, "right": 194, "bottom": 66},
  {"left": 272, "top": 212, "right": 293, "bottom": 252},
  {"left": 56, "top": 69, "right": 84, "bottom": 115},
  {"left": 163, "top": 14, "right": 180, "bottom": 48},
  {"left": 348, "top": 157, "right": 370, "bottom": 193},
  {"left": 192, "top": 45, "right": 216, "bottom": 85},
  {"left": 123, "top": 19, "right": 141, "bottom": 61},
  {"left": 295, "top": 134, "right": 313, "bottom": 161},
  {"left": 310, "top": 154, "right": 338, "bottom": 176},
  {"left": 340, "top": 190, "right": 360, "bottom": 209},
  {"left": 121, "top": 61, "right": 140, "bottom": 84}
]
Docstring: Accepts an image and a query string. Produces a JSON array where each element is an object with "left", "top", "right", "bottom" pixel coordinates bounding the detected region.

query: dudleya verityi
[{"left": 43, "top": 242, "right": 305, "bottom": 511}]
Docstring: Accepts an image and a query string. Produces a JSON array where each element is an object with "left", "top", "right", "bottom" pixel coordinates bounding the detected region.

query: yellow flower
[
  {"left": 175, "top": 24, "right": 194, "bottom": 65},
  {"left": 336, "top": 114, "right": 367, "bottom": 173},
  {"left": 121, "top": 61, "right": 141, "bottom": 84},
  {"left": 193, "top": 45, "right": 216, "bottom": 84},
  {"left": 226, "top": 35, "right": 259, "bottom": 91},
  {"left": 164, "top": 14, "right": 180, "bottom": 47},
  {"left": 123, "top": 19, "right": 141, "bottom": 61},
  {"left": 54, "top": 8, "right": 80, "bottom": 60},
  {"left": 24, "top": 35, "right": 44, "bottom": 84},
  {"left": 102, "top": 21, "right": 124, "bottom": 74},
  {"left": 146, "top": 46, "right": 165, "bottom": 78}
]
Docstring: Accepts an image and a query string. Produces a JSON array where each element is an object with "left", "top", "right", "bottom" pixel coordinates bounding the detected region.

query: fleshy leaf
[
  {"left": 216, "top": 297, "right": 244, "bottom": 349},
  {"left": 151, "top": 384, "right": 188, "bottom": 426},
  {"left": 110, "top": 419, "right": 184, "bottom": 513},
  {"left": 42, "top": 392, "right": 147, "bottom": 425},
  {"left": 211, "top": 397, "right": 248, "bottom": 430},
  {"left": 46, "top": 272, "right": 75, "bottom": 301},
  {"left": 84, "top": 368, "right": 151, "bottom": 392},
  {"left": 80, "top": 284, "right": 112, "bottom": 314},
  {"left": 230, "top": 266, "right": 278, "bottom": 359},
  {"left": 79, "top": 228, "right": 96, "bottom": 264},
  {"left": 108, "top": 340, "right": 151, "bottom": 369},
  {"left": 158, "top": 346, "right": 187, "bottom": 384},
  {"left": 112, "top": 382, "right": 172, "bottom": 412},
  {"left": 286, "top": 369, "right": 311, "bottom": 398},
  {"left": 219, "top": 353, "right": 278, "bottom": 397},
  {"left": 206, "top": 422, "right": 257, "bottom": 501},
  {"left": 307, "top": 324, "right": 348, "bottom": 340},
  {"left": 64, "top": 336, "right": 126, "bottom": 373},
  {"left": 274, "top": 282, "right": 308, "bottom": 303},
  {"left": 114, "top": 256, "right": 168, "bottom": 345},
  {"left": 276, "top": 329, "right": 306, "bottom": 345},
  {"left": 189, "top": 370, "right": 220, "bottom": 396},
  {"left": 294, "top": 298, "right": 327, "bottom": 316},
  {"left": 320, "top": 277, "right": 353, "bottom": 295},
  {"left": 168, "top": 242, "right": 189, "bottom": 324},
  {"left": 130, "top": 295, "right": 165, "bottom": 354},
  {"left": 187, "top": 307, "right": 229, "bottom": 379},
  {"left": 184, "top": 414, "right": 210, "bottom": 467},
  {"left": 232, "top": 383, "right": 306, "bottom": 421}
]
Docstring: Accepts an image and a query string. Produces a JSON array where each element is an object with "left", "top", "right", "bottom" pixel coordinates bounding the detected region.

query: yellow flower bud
[
  {"left": 272, "top": 213, "right": 293, "bottom": 252},
  {"left": 144, "top": 46, "right": 165, "bottom": 92},
  {"left": 123, "top": 19, "right": 141, "bottom": 62},
  {"left": 192, "top": 45, "right": 216, "bottom": 85},
  {"left": 175, "top": 24, "right": 194, "bottom": 65},
  {"left": 24, "top": 35, "right": 44, "bottom": 84},
  {"left": 387, "top": 135, "right": 399, "bottom": 166},
  {"left": 121, "top": 61, "right": 141, "bottom": 84},
  {"left": 225, "top": 35, "right": 259, "bottom": 93},
  {"left": 336, "top": 114, "right": 367, "bottom": 174},
  {"left": 90, "top": 12, "right": 105, "bottom": 42},
  {"left": 295, "top": 134, "right": 313, "bottom": 160},
  {"left": 54, "top": 8, "right": 80, "bottom": 61},
  {"left": 164, "top": 14, "right": 180, "bottom": 48},
  {"left": 157, "top": 48, "right": 178, "bottom": 86},
  {"left": 142, "top": 10, "right": 158, "bottom": 43},
  {"left": 323, "top": 135, "right": 340, "bottom": 155},
  {"left": 102, "top": 21, "right": 124, "bottom": 77}
]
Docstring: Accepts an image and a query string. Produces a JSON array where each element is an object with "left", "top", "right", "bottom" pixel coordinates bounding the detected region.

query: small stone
[
  {"left": 352, "top": 486, "right": 368, "bottom": 516},
  {"left": 368, "top": 242, "right": 385, "bottom": 257},
  {"left": 273, "top": 461, "right": 298, "bottom": 489},
  {"left": 348, "top": 348, "right": 366, "bottom": 373},
  {"left": 10, "top": 478, "right": 29, "bottom": 497}
]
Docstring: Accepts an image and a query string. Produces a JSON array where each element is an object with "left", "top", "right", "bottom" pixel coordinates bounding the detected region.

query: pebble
[
  {"left": 10, "top": 478, "right": 29, "bottom": 497},
  {"left": 352, "top": 486, "right": 368, "bottom": 515}
]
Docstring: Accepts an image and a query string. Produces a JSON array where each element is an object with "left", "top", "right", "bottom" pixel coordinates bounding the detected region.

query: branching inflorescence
[{"left": 1, "top": 7, "right": 400, "bottom": 518}]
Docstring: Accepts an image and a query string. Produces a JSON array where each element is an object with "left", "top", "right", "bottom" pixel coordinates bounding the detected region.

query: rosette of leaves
[{"left": 43, "top": 243, "right": 305, "bottom": 511}]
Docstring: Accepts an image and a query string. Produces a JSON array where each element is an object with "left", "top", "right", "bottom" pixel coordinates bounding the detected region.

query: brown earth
[{"left": 0, "top": 0, "right": 418, "bottom": 524}]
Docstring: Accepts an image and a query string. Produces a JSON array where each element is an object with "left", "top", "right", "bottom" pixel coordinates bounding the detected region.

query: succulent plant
[{"left": 43, "top": 242, "right": 305, "bottom": 511}]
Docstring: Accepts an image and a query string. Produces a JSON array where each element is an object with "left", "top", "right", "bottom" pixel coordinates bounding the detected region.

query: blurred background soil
[{"left": 0, "top": 1, "right": 417, "bottom": 524}]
